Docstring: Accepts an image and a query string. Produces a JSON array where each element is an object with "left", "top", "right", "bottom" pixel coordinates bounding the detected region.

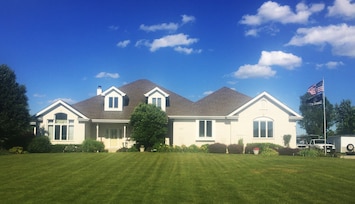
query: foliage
[
  {"left": 28, "top": 136, "right": 52, "bottom": 153},
  {"left": 334, "top": 100, "right": 355, "bottom": 134},
  {"left": 129, "top": 103, "right": 168, "bottom": 148},
  {"left": 228, "top": 144, "right": 244, "bottom": 154},
  {"left": 9, "top": 146, "right": 23, "bottom": 154},
  {"left": 299, "top": 93, "right": 334, "bottom": 136},
  {"left": 278, "top": 148, "right": 300, "bottom": 156},
  {"left": 117, "top": 146, "right": 138, "bottom": 152},
  {"left": 82, "top": 139, "right": 105, "bottom": 152},
  {"left": 298, "top": 148, "right": 322, "bottom": 157},
  {"left": 3, "top": 131, "right": 35, "bottom": 150},
  {"left": 153, "top": 144, "right": 208, "bottom": 153},
  {"left": 245, "top": 143, "right": 282, "bottom": 154},
  {"left": 283, "top": 134, "right": 291, "bottom": 147},
  {"left": 208, "top": 143, "right": 227, "bottom": 153},
  {"left": 260, "top": 147, "right": 279, "bottom": 156},
  {"left": 237, "top": 138, "right": 244, "bottom": 146},
  {"left": 0, "top": 65, "right": 31, "bottom": 149}
]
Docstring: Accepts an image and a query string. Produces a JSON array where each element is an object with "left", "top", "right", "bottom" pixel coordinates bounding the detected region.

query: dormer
[
  {"left": 101, "top": 86, "right": 126, "bottom": 111},
  {"left": 144, "top": 87, "right": 169, "bottom": 111}
]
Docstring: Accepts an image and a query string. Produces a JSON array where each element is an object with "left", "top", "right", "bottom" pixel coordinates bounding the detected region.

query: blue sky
[{"left": 1, "top": 0, "right": 355, "bottom": 134}]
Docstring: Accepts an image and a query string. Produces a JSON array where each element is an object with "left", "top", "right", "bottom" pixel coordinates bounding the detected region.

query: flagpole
[{"left": 322, "top": 78, "right": 327, "bottom": 155}]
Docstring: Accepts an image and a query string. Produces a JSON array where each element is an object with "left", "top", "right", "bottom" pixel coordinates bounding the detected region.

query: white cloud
[
  {"left": 181, "top": 14, "right": 196, "bottom": 24},
  {"left": 33, "top": 93, "right": 46, "bottom": 98},
  {"left": 203, "top": 90, "right": 213, "bottom": 95},
  {"left": 240, "top": 1, "right": 324, "bottom": 26},
  {"left": 317, "top": 61, "right": 345, "bottom": 69},
  {"left": 287, "top": 24, "right": 355, "bottom": 57},
  {"left": 49, "top": 98, "right": 76, "bottom": 104},
  {"left": 234, "top": 64, "right": 276, "bottom": 79},
  {"left": 258, "top": 51, "right": 302, "bottom": 70},
  {"left": 95, "top": 72, "right": 120, "bottom": 79},
  {"left": 328, "top": 0, "right": 355, "bottom": 19},
  {"left": 116, "top": 40, "right": 130, "bottom": 48},
  {"left": 150, "top": 33, "right": 198, "bottom": 52},
  {"left": 108, "top": 25, "right": 119, "bottom": 30},
  {"left": 174, "top": 46, "right": 193, "bottom": 54},
  {"left": 140, "top": 22, "right": 179, "bottom": 32},
  {"left": 234, "top": 51, "right": 301, "bottom": 79}
]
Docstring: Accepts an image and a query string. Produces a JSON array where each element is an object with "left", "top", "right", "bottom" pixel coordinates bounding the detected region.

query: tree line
[{"left": 299, "top": 93, "right": 355, "bottom": 137}]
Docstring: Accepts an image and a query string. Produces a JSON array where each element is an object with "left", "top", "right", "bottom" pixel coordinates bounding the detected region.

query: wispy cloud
[
  {"left": 203, "top": 90, "right": 213, "bottom": 95},
  {"left": 234, "top": 51, "right": 302, "bottom": 79},
  {"left": 108, "top": 25, "right": 119, "bottom": 30},
  {"left": 149, "top": 33, "right": 198, "bottom": 52},
  {"left": 327, "top": 0, "right": 355, "bottom": 19},
  {"left": 286, "top": 24, "right": 355, "bottom": 57},
  {"left": 139, "top": 14, "right": 195, "bottom": 32},
  {"left": 95, "top": 72, "right": 120, "bottom": 79},
  {"left": 316, "top": 61, "right": 345, "bottom": 69},
  {"left": 140, "top": 22, "right": 179, "bottom": 32},
  {"left": 33, "top": 93, "right": 46, "bottom": 98},
  {"left": 240, "top": 1, "right": 324, "bottom": 36},
  {"left": 116, "top": 40, "right": 130, "bottom": 48}
]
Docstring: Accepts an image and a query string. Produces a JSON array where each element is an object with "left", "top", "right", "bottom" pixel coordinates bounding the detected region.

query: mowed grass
[{"left": 1, "top": 153, "right": 355, "bottom": 204}]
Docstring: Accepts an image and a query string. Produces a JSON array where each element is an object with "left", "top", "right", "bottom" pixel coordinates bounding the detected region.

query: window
[
  {"left": 199, "top": 120, "right": 213, "bottom": 138},
  {"left": 48, "top": 113, "right": 74, "bottom": 141},
  {"left": 253, "top": 118, "right": 273, "bottom": 138},
  {"left": 109, "top": 97, "right": 118, "bottom": 108},
  {"left": 152, "top": 97, "right": 162, "bottom": 109}
]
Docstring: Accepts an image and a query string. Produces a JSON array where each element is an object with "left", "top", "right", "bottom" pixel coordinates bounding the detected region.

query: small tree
[
  {"left": 129, "top": 103, "right": 168, "bottom": 149},
  {"left": 283, "top": 134, "right": 291, "bottom": 147}
]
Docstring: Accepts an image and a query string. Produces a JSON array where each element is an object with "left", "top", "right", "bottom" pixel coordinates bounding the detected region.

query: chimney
[{"left": 97, "top": 86, "right": 102, "bottom": 95}]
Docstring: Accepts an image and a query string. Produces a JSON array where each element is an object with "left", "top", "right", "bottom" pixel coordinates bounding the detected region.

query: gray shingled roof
[
  {"left": 73, "top": 79, "right": 195, "bottom": 119},
  {"left": 193, "top": 87, "right": 252, "bottom": 116}
]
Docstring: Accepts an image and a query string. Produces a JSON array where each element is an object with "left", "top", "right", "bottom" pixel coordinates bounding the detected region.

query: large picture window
[
  {"left": 48, "top": 113, "right": 74, "bottom": 141},
  {"left": 199, "top": 120, "right": 213, "bottom": 138},
  {"left": 253, "top": 118, "right": 273, "bottom": 138}
]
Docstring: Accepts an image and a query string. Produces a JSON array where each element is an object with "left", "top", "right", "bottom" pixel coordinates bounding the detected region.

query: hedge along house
[{"left": 34, "top": 79, "right": 302, "bottom": 151}]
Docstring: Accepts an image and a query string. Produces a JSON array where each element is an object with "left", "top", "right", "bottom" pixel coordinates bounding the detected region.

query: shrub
[
  {"left": 64, "top": 145, "right": 82, "bottom": 152},
  {"left": 278, "top": 148, "right": 300, "bottom": 156},
  {"left": 228, "top": 144, "right": 244, "bottom": 154},
  {"left": 208, "top": 143, "right": 227, "bottom": 153},
  {"left": 260, "top": 147, "right": 279, "bottom": 156},
  {"left": 82, "top": 139, "right": 105, "bottom": 152},
  {"left": 9, "top": 146, "right": 23, "bottom": 154},
  {"left": 200, "top": 144, "right": 209, "bottom": 153},
  {"left": 50, "top": 145, "right": 66, "bottom": 153},
  {"left": 245, "top": 143, "right": 282, "bottom": 154},
  {"left": 298, "top": 148, "right": 322, "bottom": 157},
  {"left": 283, "top": 134, "right": 292, "bottom": 147},
  {"left": 28, "top": 136, "right": 52, "bottom": 153}
]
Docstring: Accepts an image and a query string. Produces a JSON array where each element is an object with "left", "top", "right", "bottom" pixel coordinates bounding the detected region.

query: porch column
[
  {"left": 96, "top": 123, "right": 101, "bottom": 141},
  {"left": 123, "top": 125, "right": 127, "bottom": 147}
]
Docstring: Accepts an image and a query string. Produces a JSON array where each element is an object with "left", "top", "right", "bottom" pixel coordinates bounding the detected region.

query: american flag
[{"left": 307, "top": 80, "right": 324, "bottom": 95}]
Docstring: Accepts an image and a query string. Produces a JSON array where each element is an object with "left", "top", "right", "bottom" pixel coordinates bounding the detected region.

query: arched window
[
  {"left": 48, "top": 113, "right": 74, "bottom": 141},
  {"left": 253, "top": 117, "right": 273, "bottom": 138}
]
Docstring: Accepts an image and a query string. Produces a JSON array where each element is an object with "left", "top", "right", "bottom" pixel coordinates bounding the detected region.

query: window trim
[
  {"left": 253, "top": 117, "right": 273, "bottom": 138},
  {"left": 48, "top": 113, "right": 74, "bottom": 141},
  {"left": 196, "top": 120, "right": 215, "bottom": 141}
]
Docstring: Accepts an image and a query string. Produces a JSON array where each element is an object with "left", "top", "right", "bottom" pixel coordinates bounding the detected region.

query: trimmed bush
[
  {"left": 208, "top": 143, "right": 227, "bottom": 153},
  {"left": 82, "top": 139, "right": 105, "bottom": 152},
  {"left": 278, "top": 148, "right": 300, "bottom": 156},
  {"left": 260, "top": 147, "right": 279, "bottom": 156},
  {"left": 228, "top": 144, "right": 244, "bottom": 154},
  {"left": 28, "top": 136, "right": 52, "bottom": 153}
]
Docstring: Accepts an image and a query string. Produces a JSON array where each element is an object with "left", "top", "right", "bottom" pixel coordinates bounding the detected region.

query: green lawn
[{"left": 1, "top": 153, "right": 355, "bottom": 203}]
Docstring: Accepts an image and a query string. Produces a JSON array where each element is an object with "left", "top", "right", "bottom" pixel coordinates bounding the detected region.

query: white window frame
[
  {"left": 48, "top": 114, "right": 74, "bottom": 141},
  {"left": 196, "top": 120, "right": 215, "bottom": 141},
  {"left": 253, "top": 117, "right": 273, "bottom": 138}
]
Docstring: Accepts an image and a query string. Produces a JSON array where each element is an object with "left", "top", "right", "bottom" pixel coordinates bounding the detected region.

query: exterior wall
[
  {"left": 38, "top": 105, "right": 86, "bottom": 145},
  {"left": 233, "top": 98, "right": 297, "bottom": 148},
  {"left": 172, "top": 119, "right": 197, "bottom": 146}
]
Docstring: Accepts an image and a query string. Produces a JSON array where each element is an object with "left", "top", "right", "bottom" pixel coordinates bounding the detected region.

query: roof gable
[
  {"left": 36, "top": 100, "right": 88, "bottom": 119},
  {"left": 144, "top": 87, "right": 169, "bottom": 97},
  {"left": 228, "top": 91, "right": 302, "bottom": 119},
  {"left": 101, "top": 86, "right": 126, "bottom": 96}
]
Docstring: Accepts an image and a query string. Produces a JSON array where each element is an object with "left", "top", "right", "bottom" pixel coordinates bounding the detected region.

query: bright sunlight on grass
[{"left": 1, "top": 153, "right": 355, "bottom": 203}]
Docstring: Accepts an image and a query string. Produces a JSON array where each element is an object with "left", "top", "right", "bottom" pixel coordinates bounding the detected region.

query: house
[{"left": 34, "top": 79, "right": 302, "bottom": 151}]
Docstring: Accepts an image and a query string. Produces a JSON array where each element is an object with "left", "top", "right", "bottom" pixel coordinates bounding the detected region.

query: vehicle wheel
[{"left": 346, "top": 144, "right": 354, "bottom": 152}]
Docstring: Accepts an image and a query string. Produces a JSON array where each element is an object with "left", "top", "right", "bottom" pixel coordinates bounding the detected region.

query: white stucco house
[{"left": 34, "top": 79, "right": 302, "bottom": 151}]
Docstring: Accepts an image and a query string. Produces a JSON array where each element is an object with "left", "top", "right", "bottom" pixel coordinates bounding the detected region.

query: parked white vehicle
[{"left": 309, "top": 139, "right": 335, "bottom": 153}]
